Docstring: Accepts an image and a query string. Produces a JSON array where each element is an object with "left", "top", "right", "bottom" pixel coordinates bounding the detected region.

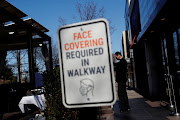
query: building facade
[
  {"left": 124, "top": 0, "right": 180, "bottom": 110},
  {"left": 122, "top": 30, "right": 136, "bottom": 89}
]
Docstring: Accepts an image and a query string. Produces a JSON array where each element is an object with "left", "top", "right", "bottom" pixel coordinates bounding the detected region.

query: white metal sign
[{"left": 58, "top": 18, "right": 116, "bottom": 108}]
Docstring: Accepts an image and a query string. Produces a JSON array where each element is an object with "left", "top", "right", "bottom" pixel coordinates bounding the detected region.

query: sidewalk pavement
[
  {"left": 113, "top": 83, "right": 180, "bottom": 120},
  {"left": 98, "top": 83, "right": 180, "bottom": 120}
]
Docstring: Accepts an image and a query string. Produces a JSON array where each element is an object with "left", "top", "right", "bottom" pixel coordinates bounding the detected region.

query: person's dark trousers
[{"left": 118, "top": 82, "right": 130, "bottom": 110}]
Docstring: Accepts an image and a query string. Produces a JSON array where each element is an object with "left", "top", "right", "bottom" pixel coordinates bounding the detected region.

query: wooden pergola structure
[{"left": 0, "top": 0, "right": 53, "bottom": 88}]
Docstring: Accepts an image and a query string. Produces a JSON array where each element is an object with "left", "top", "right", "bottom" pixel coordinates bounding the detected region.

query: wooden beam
[{"left": 27, "top": 30, "right": 35, "bottom": 89}]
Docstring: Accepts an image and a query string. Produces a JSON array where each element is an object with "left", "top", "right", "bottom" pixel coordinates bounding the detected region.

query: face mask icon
[
  {"left": 79, "top": 78, "right": 94, "bottom": 97},
  {"left": 79, "top": 87, "right": 88, "bottom": 96}
]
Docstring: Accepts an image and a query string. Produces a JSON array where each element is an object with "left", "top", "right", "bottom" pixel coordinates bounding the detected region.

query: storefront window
[
  {"left": 161, "top": 39, "right": 167, "bottom": 68},
  {"left": 173, "top": 31, "right": 180, "bottom": 71},
  {"left": 178, "top": 28, "right": 180, "bottom": 39}
]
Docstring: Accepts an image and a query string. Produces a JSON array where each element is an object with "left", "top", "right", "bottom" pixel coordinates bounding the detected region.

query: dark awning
[{"left": 0, "top": 1, "right": 50, "bottom": 50}]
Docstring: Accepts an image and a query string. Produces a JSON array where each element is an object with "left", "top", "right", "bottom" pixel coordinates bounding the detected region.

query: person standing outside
[
  {"left": 34, "top": 68, "right": 43, "bottom": 89},
  {"left": 114, "top": 52, "right": 130, "bottom": 112}
]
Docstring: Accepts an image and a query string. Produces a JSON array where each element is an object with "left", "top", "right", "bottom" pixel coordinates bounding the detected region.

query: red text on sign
[{"left": 73, "top": 30, "right": 92, "bottom": 40}]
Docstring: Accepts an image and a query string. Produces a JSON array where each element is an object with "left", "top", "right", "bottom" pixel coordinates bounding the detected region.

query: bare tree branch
[
  {"left": 58, "top": 1, "right": 115, "bottom": 34},
  {"left": 59, "top": 17, "right": 67, "bottom": 26},
  {"left": 73, "top": 1, "right": 115, "bottom": 35},
  {"left": 56, "top": 1, "right": 116, "bottom": 68}
]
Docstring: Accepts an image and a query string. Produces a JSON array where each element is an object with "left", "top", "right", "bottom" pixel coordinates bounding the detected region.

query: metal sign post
[{"left": 58, "top": 18, "right": 116, "bottom": 108}]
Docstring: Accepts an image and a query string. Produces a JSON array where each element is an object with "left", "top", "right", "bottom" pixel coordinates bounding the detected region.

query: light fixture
[
  {"left": 151, "top": 31, "right": 155, "bottom": 33},
  {"left": 39, "top": 43, "right": 43, "bottom": 46},
  {"left": 9, "top": 32, "right": 14, "bottom": 34},
  {"left": 161, "top": 18, "right": 166, "bottom": 21}
]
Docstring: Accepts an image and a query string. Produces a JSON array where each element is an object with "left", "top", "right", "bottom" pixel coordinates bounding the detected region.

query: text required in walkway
[{"left": 58, "top": 18, "right": 116, "bottom": 108}]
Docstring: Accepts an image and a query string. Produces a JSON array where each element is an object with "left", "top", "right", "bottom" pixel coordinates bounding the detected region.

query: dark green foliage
[{"left": 43, "top": 68, "right": 79, "bottom": 120}]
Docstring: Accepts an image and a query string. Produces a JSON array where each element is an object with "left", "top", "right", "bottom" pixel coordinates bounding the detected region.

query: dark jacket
[{"left": 114, "top": 58, "right": 127, "bottom": 83}]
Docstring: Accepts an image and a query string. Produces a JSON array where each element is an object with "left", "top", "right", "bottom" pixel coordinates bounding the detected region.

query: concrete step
[
  {"left": 97, "top": 106, "right": 114, "bottom": 120},
  {"left": 100, "top": 108, "right": 113, "bottom": 114},
  {"left": 97, "top": 113, "right": 114, "bottom": 120}
]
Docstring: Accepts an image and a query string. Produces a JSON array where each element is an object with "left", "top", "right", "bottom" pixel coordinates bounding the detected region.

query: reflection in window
[
  {"left": 178, "top": 28, "right": 180, "bottom": 39},
  {"left": 173, "top": 31, "right": 180, "bottom": 71},
  {"left": 161, "top": 38, "right": 167, "bottom": 73}
]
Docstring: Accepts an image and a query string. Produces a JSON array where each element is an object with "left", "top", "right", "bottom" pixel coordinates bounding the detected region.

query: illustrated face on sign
[{"left": 79, "top": 79, "right": 94, "bottom": 97}]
